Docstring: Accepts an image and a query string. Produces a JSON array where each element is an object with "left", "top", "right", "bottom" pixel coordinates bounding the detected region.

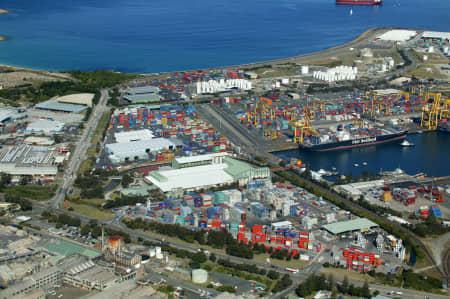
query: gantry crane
[
  {"left": 397, "top": 91, "right": 410, "bottom": 103},
  {"left": 421, "top": 92, "right": 446, "bottom": 130},
  {"left": 289, "top": 115, "right": 318, "bottom": 144}
]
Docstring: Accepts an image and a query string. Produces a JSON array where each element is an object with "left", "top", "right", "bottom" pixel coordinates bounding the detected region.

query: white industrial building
[
  {"left": 114, "top": 129, "right": 154, "bottom": 143},
  {"left": 105, "top": 138, "right": 181, "bottom": 163},
  {"left": 421, "top": 31, "right": 450, "bottom": 40},
  {"left": 145, "top": 153, "right": 270, "bottom": 193},
  {"left": 25, "top": 119, "right": 65, "bottom": 134},
  {"left": 195, "top": 79, "right": 252, "bottom": 94},
  {"left": 55, "top": 93, "right": 94, "bottom": 107},
  {"left": 377, "top": 30, "right": 418, "bottom": 42},
  {"left": 313, "top": 66, "right": 357, "bottom": 82},
  {"left": 334, "top": 180, "right": 385, "bottom": 200},
  {"left": 0, "top": 145, "right": 59, "bottom": 177}
]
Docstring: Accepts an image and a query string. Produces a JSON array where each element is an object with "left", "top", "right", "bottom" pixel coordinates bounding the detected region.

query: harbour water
[
  {"left": 274, "top": 132, "right": 450, "bottom": 178},
  {"left": 0, "top": 0, "right": 449, "bottom": 72}
]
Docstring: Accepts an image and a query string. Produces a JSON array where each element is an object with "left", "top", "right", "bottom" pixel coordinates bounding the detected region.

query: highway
[{"left": 49, "top": 89, "right": 110, "bottom": 209}]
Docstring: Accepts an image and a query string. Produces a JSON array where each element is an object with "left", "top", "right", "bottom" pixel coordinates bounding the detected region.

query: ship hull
[
  {"left": 300, "top": 132, "right": 407, "bottom": 152},
  {"left": 336, "top": 0, "right": 382, "bottom": 5}
]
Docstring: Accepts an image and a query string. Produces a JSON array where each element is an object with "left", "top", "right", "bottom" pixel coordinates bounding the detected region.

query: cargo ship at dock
[
  {"left": 298, "top": 126, "right": 407, "bottom": 152},
  {"left": 336, "top": 0, "right": 382, "bottom": 5}
]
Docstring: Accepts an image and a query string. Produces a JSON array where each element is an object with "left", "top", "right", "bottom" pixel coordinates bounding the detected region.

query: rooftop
[
  {"left": 105, "top": 138, "right": 179, "bottom": 158},
  {"left": 55, "top": 93, "right": 94, "bottom": 107},
  {"left": 123, "top": 94, "right": 163, "bottom": 103},
  {"left": 115, "top": 129, "right": 154, "bottom": 143},
  {"left": 41, "top": 239, "right": 101, "bottom": 259},
  {"left": 25, "top": 119, "right": 65, "bottom": 134},
  {"left": 35, "top": 100, "right": 88, "bottom": 113},
  {"left": 422, "top": 31, "right": 450, "bottom": 40},
  {"left": 174, "top": 152, "right": 228, "bottom": 164},
  {"left": 145, "top": 163, "right": 234, "bottom": 192},
  {"left": 125, "top": 86, "right": 160, "bottom": 95},
  {"left": 322, "top": 218, "right": 379, "bottom": 235},
  {"left": 377, "top": 30, "right": 418, "bottom": 42}
]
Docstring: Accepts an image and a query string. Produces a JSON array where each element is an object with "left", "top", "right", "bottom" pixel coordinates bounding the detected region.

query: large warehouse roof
[
  {"left": 114, "top": 129, "right": 154, "bottom": 143},
  {"left": 175, "top": 152, "right": 228, "bottom": 164},
  {"left": 322, "top": 218, "right": 379, "bottom": 235},
  {"left": 145, "top": 163, "right": 234, "bottom": 192},
  {"left": 422, "top": 31, "right": 450, "bottom": 40},
  {"left": 125, "top": 86, "right": 160, "bottom": 95},
  {"left": 377, "top": 30, "right": 418, "bottom": 42},
  {"left": 123, "top": 94, "right": 163, "bottom": 103},
  {"left": 25, "top": 119, "right": 65, "bottom": 134},
  {"left": 35, "top": 100, "right": 88, "bottom": 113},
  {"left": 106, "top": 138, "right": 178, "bottom": 158},
  {"left": 55, "top": 93, "right": 94, "bottom": 107}
]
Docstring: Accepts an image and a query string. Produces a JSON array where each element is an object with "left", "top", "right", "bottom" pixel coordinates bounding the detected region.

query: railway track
[{"left": 443, "top": 248, "right": 450, "bottom": 277}]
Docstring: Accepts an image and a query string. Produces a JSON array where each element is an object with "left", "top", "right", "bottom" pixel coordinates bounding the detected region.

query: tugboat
[{"left": 400, "top": 140, "right": 415, "bottom": 147}]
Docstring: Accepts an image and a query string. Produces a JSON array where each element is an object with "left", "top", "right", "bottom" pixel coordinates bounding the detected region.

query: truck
[{"left": 285, "top": 267, "right": 299, "bottom": 273}]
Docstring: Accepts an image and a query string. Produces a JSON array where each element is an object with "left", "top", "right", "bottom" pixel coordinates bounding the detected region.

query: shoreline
[
  {"left": 0, "top": 9, "right": 10, "bottom": 14},
  {"left": 0, "top": 26, "right": 418, "bottom": 75}
]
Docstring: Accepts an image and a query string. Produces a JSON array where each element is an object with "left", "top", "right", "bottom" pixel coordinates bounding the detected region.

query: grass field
[
  {"left": 64, "top": 201, "right": 113, "bottom": 220},
  {"left": 86, "top": 146, "right": 97, "bottom": 157},
  {"left": 407, "top": 64, "right": 446, "bottom": 79},
  {"left": 253, "top": 253, "right": 308, "bottom": 269},
  {"left": 91, "top": 111, "right": 110, "bottom": 145},
  {"left": 320, "top": 267, "right": 376, "bottom": 283},
  {"left": 3, "top": 185, "right": 56, "bottom": 201},
  {"left": 77, "top": 159, "right": 94, "bottom": 176}
]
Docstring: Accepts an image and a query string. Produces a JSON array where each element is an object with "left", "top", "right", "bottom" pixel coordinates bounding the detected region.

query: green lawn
[
  {"left": 91, "top": 111, "right": 111, "bottom": 145},
  {"left": 3, "top": 185, "right": 56, "bottom": 201}
]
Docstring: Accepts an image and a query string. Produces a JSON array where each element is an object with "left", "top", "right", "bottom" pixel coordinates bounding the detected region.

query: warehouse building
[
  {"left": 0, "top": 145, "right": 58, "bottom": 177},
  {"left": 24, "top": 119, "right": 65, "bottom": 135},
  {"left": 105, "top": 138, "right": 182, "bottom": 163},
  {"left": 125, "top": 86, "right": 160, "bottom": 95},
  {"left": 35, "top": 100, "right": 88, "bottom": 113},
  {"left": 0, "top": 107, "right": 23, "bottom": 124},
  {"left": 55, "top": 93, "right": 94, "bottom": 107},
  {"left": 123, "top": 93, "right": 163, "bottom": 104},
  {"left": 145, "top": 153, "right": 270, "bottom": 193},
  {"left": 322, "top": 218, "right": 379, "bottom": 236},
  {"left": 114, "top": 129, "right": 154, "bottom": 143}
]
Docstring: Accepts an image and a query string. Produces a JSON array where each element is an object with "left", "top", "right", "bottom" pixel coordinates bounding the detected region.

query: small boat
[
  {"left": 350, "top": 9, "right": 353, "bottom": 15},
  {"left": 353, "top": 163, "right": 359, "bottom": 167},
  {"left": 332, "top": 167, "right": 337, "bottom": 171},
  {"left": 400, "top": 140, "right": 415, "bottom": 147},
  {"left": 362, "top": 162, "right": 368, "bottom": 166}
]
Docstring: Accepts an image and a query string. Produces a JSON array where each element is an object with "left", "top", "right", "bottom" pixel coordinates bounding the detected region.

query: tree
[
  {"left": 362, "top": 281, "right": 371, "bottom": 298},
  {"left": 209, "top": 253, "right": 216, "bottom": 262},
  {"left": 342, "top": 276, "right": 349, "bottom": 294},
  {"left": 121, "top": 174, "right": 133, "bottom": 188},
  {"left": 267, "top": 270, "right": 280, "bottom": 280}
]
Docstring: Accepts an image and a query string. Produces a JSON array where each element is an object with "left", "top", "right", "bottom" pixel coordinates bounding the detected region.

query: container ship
[
  {"left": 299, "top": 125, "right": 407, "bottom": 152},
  {"left": 438, "top": 119, "right": 450, "bottom": 132},
  {"left": 336, "top": 0, "right": 382, "bottom": 5}
]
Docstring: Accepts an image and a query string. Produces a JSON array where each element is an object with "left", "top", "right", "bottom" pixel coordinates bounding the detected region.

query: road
[
  {"left": 49, "top": 89, "right": 110, "bottom": 209},
  {"left": 282, "top": 169, "right": 443, "bottom": 277}
]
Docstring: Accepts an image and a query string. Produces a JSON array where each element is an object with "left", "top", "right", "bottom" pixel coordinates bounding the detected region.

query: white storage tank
[
  {"left": 192, "top": 269, "right": 208, "bottom": 284},
  {"left": 155, "top": 246, "right": 161, "bottom": 255},
  {"left": 149, "top": 247, "right": 156, "bottom": 257},
  {"left": 301, "top": 65, "right": 309, "bottom": 74}
]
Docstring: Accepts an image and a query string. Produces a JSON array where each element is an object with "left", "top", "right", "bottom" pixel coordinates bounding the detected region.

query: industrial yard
[{"left": 0, "top": 27, "right": 448, "bottom": 299}]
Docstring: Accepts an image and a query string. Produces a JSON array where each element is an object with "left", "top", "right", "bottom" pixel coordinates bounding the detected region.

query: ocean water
[
  {"left": 274, "top": 132, "right": 450, "bottom": 178},
  {"left": 0, "top": 0, "right": 449, "bottom": 73}
]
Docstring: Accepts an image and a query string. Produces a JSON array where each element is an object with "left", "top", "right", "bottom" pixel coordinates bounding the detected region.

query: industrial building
[
  {"left": 0, "top": 145, "right": 59, "bottom": 177},
  {"left": 123, "top": 94, "right": 163, "bottom": 104},
  {"left": 334, "top": 180, "right": 385, "bottom": 200},
  {"left": 55, "top": 93, "right": 94, "bottom": 107},
  {"left": 34, "top": 100, "right": 88, "bottom": 114},
  {"left": 144, "top": 153, "right": 270, "bottom": 192},
  {"left": 24, "top": 119, "right": 65, "bottom": 135},
  {"left": 105, "top": 138, "right": 182, "bottom": 163},
  {"left": 0, "top": 107, "right": 23, "bottom": 124},
  {"left": 322, "top": 218, "right": 379, "bottom": 236},
  {"left": 125, "top": 86, "right": 160, "bottom": 95},
  {"left": 114, "top": 129, "right": 154, "bottom": 143}
]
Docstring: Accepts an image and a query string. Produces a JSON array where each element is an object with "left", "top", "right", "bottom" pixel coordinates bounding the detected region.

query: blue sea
[{"left": 0, "top": 0, "right": 449, "bottom": 73}]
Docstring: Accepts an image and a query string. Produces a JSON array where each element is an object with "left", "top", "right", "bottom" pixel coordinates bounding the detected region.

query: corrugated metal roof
[
  {"left": 125, "top": 86, "right": 160, "bottom": 95},
  {"left": 105, "top": 138, "right": 179, "bottom": 158},
  {"left": 35, "top": 100, "right": 88, "bottom": 113},
  {"left": 322, "top": 218, "right": 379, "bottom": 235},
  {"left": 123, "top": 94, "right": 163, "bottom": 103}
]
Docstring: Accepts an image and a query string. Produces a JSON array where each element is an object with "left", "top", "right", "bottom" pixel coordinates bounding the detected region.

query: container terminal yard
[{"left": 0, "top": 27, "right": 449, "bottom": 298}]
